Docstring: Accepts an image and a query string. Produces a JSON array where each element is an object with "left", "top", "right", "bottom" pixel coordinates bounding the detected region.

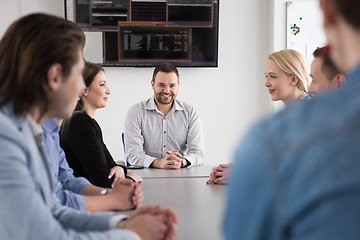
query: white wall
[
  {"left": 0, "top": 0, "right": 274, "bottom": 165},
  {"left": 272, "top": 0, "right": 321, "bottom": 112}
]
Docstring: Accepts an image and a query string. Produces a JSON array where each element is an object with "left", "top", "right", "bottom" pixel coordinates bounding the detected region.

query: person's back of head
[
  {"left": 313, "top": 47, "right": 341, "bottom": 80},
  {"left": 321, "top": 0, "right": 360, "bottom": 73},
  {"left": 309, "top": 46, "right": 346, "bottom": 95},
  {"left": 268, "top": 49, "right": 310, "bottom": 92},
  {"left": 0, "top": 13, "right": 85, "bottom": 121}
]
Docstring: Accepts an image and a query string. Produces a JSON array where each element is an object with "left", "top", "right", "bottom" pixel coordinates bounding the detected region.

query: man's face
[
  {"left": 151, "top": 71, "right": 179, "bottom": 105},
  {"left": 309, "top": 57, "right": 335, "bottom": 95}
]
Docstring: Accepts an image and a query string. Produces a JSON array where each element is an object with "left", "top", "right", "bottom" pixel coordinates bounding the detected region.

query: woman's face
[
  {"left": 265, "top": 60, "right": 295, "bottom": 102},
  {"left": 85, "top": 71, "right": 110, "bottom": 110}
]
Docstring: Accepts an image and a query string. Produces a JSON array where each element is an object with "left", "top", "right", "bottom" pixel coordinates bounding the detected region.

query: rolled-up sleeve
[
  {"left": 183, "top": 107, "right": 205, "bottom": 167},
  {"left": 124, "top": 104, "right": 156, "bottom": 167}
]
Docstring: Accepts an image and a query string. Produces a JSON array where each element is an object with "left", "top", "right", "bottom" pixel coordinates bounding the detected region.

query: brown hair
[
  {"left": 0, "top": 13, "right": 85, "bottom": 118},
  {"left": 313, "top": 47, "right": 341, "bottom": 80},
  {"left": 333, "top": 0, "right": 360, "bottom": 29},
  {"left": 152, "top": 63, "right": 179, "bottom": 83},
  {"left": 76, "top": 61, "right": 105, "bottom": 111}
]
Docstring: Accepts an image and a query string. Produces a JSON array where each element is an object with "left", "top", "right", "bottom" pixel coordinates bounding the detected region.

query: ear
[
  {"left": 291, "top": 75, "right": 299, "bottom": 86},
  {"left": 151, "top": 80, "right": 155, "bottom": 89},
  {"left": 335, "top": 74, "right": 346, "bottom": 88},
  {"left": 47, "top": 63, "right": 62, "bottom": 91},
  {"left": 320, "top": 0, "right": 337, "bottom": 26}
]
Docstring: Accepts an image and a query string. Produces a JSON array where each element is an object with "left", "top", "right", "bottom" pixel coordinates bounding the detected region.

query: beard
[{"left": 155, "top": 92, "right": 175, "bottom": 105}]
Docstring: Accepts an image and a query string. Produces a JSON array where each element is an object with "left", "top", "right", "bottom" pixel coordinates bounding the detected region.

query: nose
[
  {"left": 264, "top": 78, "right": 271, "bottom": 88},
  {"left": 163, "top": 86, "right": 170, "bottom": 93},
  {"left": 105, "top": 85, "right": 110, "bottom": 95}
]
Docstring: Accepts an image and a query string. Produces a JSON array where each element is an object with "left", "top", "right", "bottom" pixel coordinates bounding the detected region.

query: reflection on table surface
[{"left": 129, "top": 164, "right": 216, "bottom": 179}]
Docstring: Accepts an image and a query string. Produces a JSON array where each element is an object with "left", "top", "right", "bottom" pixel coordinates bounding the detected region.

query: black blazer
[{"left": 60, "top": 111, "right": 125, "bottom": 188}]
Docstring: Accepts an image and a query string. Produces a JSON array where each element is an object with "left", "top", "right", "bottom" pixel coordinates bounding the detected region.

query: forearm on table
[
  {"left": 183, "top": 152, "right": 204, "bottom": 167},
  {"left": 126, "top": 152, "right": 156, "bottom": 168},
  {"left": 79, "top": 184, "right": 105, "bottom": 195},
  {"left": 83, "top": 195, "right": 118, "bottom": 212}
]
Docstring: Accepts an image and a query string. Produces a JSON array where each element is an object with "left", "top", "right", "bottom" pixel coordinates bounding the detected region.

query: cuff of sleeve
[
  {"left": 182, "top": 155, "right": 204, "bottom": 167},
  {"left": 109, "top": 215, "right": 141, "bottom": 240},
  {"left": 77, "top": 194, "right": 86, "bottom": 210},
  {"left": 144, "top": 156, "right": 157, "bottom": 168},
  {"left": 109, "top": 214, "right": 127, "bottom": 229}
]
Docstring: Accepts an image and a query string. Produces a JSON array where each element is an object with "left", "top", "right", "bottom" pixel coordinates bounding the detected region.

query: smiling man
[{"left": 124, "top": 63, "right": 205, "bottom": 169}]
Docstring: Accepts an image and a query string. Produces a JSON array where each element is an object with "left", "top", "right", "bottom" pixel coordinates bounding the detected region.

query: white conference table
[{"left": 127, "top": 165, "right": 227, "bottom": 240}]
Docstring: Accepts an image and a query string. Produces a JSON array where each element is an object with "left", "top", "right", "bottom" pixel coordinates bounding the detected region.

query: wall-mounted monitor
[{"left": 65, "top": 0, "right": 219, "bottom": 67}]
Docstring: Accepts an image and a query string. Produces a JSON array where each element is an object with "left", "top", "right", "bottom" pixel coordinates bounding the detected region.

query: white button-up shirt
[{"left": 124, "top": 97, "right": 205, "bottom": 168}]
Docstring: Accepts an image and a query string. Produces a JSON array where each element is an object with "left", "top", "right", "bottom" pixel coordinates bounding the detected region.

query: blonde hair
[{"left": 268, "top": 49, "right": 310, "bottom": 92}]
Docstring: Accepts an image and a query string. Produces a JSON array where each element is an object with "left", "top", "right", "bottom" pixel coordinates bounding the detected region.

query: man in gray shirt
[{"left": 124, "top": 63, "right": 205, "bottom": 169}]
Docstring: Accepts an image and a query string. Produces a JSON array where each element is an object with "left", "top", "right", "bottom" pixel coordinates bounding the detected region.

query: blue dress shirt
[
  {"left": 42, "top": 118, "right": 91, "bottom": 210},
  {"left": 0, "top": 104, "right": 137, "bottom": 239},
  {"left": 224, "top": 62, "right": 360, "bottom": 240}
]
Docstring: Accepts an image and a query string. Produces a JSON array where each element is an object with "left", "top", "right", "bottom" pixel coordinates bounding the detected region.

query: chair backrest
[{"left": 121, "top": 132, "right": 130, "bottom": 166}]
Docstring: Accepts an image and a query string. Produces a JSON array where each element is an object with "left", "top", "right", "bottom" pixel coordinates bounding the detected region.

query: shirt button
[
  {"left": 164, "top": 145, "right": 166, "bottom": 147},
  {"left": 164, "top": 131, "right": 166, "bottom": 133}
]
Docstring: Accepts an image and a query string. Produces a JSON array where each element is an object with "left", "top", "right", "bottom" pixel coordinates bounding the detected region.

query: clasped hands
[
  {"left": 118, "top": 205, "right": 177, "bottom": 240},
  {"left": 151, "top": 150, "right": 185, "bottom": 169},
  {"left": 207, "top": 164, "right": 231, "bottom": 185}
]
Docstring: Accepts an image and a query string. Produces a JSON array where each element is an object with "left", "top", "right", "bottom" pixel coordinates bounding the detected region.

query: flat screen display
[{"left": 65, "top": 0, "right": 219, "bottom": 67}]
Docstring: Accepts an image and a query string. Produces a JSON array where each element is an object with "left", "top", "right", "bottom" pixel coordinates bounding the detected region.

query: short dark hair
[
  {"left": 152, "top": 63, "right": 179, "bottom": 82},
  {"left": 76, "top": 62, "right": 105, "bottom": 111},
  {"left": 0, "top": 13, "right": 85, "bottom": 118},
  {"left": 333, "top": 0, "right": 360, "bottom": 29},
  {"left": 313, "top": 47, "right": 341, "bottom": 80}
]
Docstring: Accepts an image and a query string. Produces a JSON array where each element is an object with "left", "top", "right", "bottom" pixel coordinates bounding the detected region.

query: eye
[{"left": 170, "top": 84, "right": 176, "bottom": 88}]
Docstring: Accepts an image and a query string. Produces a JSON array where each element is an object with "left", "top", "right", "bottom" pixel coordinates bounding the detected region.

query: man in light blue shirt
[
  {"left": 42, "top": 118, "right": 143, "bottom": 212},
  {"left": 224, "top": 0, "right": 360, "bottom": 239},
  {"left": 0, "top": 13, "right": 177, "bottom": 240},
  {"left": 125, "top": 63, "right": 205, "bottom": 168}
]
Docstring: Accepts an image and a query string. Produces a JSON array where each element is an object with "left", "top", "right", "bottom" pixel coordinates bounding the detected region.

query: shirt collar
[
  {"left": 26, "top": 115, "right": 44, "bottom": 146},
  {"left": 42, "top": 118, "right": 60, "bottom": 136},
  {"left": 145, "top": 97, "right": 184, "bottom": 112}
]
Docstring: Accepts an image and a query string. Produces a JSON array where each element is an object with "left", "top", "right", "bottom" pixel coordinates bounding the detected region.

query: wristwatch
[{"left": 100, "top": 188, "right": 108, "bottom": 195}]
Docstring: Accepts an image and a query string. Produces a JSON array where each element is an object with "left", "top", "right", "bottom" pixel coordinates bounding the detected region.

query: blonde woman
[
  {"left": 208, "top": 49, "right": 311, "bottom": 185},
  {"left": 265, "top": 49, "right": 311, "bottom": 105}
]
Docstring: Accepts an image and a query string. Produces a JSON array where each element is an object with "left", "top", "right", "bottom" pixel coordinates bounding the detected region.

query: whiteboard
[{"left": 286, "top": 0, "right": 327, "bottom": 65}]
